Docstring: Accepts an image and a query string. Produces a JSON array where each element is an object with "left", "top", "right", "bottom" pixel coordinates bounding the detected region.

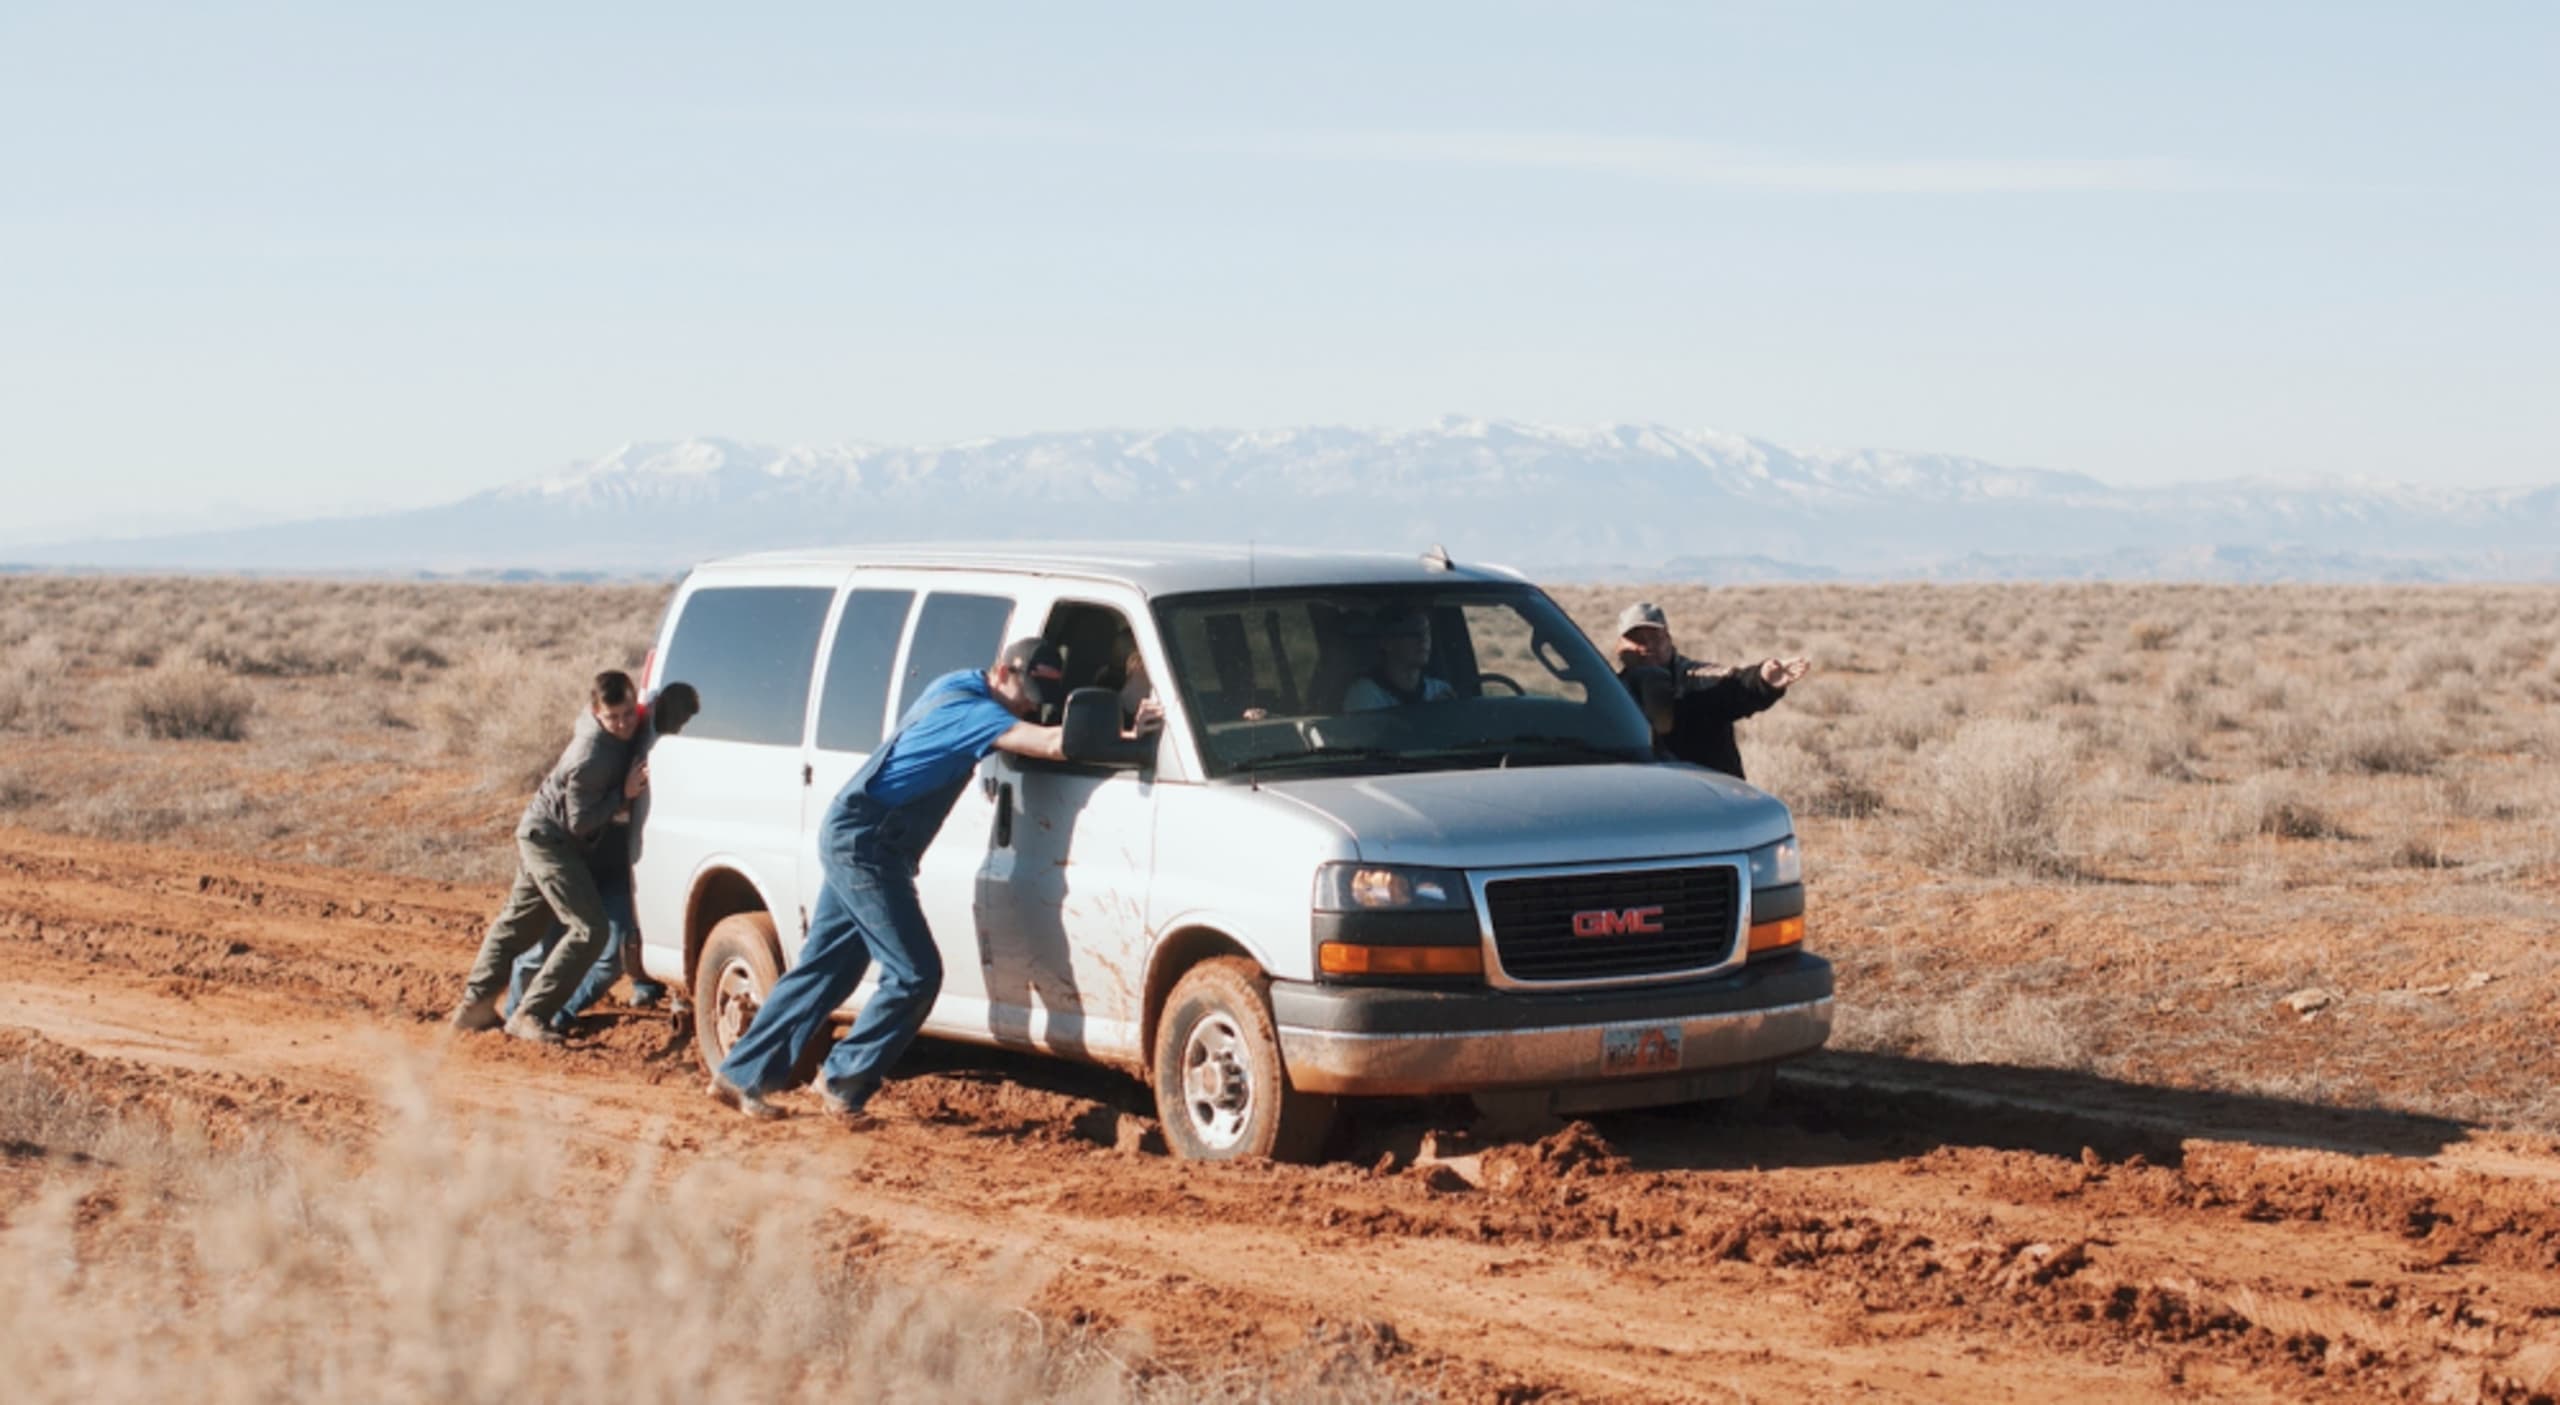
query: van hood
[{"left": 1260, "top": 763, "right": 1793, "bottom": 870}]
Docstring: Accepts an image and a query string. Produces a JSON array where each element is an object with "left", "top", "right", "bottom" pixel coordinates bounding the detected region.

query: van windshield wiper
[
  {"left": 1474, "top": 734, "right": 1649, "bottom": 765},
  {"left": 1228, "top": 744, "right": 1411, "bottom": 774}
]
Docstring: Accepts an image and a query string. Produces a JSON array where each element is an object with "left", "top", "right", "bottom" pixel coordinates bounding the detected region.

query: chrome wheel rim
[
  {"left": 1180, "top": 1012, "right": 1254, "bottom": 1151},
  {"left": 712, "top": 957, "right": 763, "bottom": 1057}
]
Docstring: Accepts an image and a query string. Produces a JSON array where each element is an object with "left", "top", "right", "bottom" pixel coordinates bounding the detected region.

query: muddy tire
[
  {"left": 691, "top": 912, "right": 783, "bottom": 1076},
  {"left": 1152, "top": 957, "right": 1335, "bottom": 1163}
]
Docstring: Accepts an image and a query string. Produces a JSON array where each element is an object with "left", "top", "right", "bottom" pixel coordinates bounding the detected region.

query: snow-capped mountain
[{"left": 10, "top": 419, "right": 2555, "bottom": 580}]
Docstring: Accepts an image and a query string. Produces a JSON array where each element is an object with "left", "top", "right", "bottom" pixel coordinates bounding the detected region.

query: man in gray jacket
[{"left": 450, "top": 669, "right": 649, "bottom": 1045}]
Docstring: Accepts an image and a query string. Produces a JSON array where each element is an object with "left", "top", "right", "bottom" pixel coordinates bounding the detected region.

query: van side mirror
[{"left": 1059, "top": 686, "right": 1155, "bottom": 768}]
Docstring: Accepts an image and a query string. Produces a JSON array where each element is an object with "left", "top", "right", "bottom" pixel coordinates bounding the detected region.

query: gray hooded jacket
[{"left": 517, "top": 709, "right": 635, "bottom": 845}]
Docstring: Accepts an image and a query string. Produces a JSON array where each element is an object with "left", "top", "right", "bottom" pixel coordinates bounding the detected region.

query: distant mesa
[{"left": 11, "top": 421, "right": 2557, "bottom": 582}]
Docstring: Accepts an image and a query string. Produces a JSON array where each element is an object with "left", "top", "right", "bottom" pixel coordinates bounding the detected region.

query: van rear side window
[
  {"left": 814, "top": 588, "right": 916, "bottom": 752},
  {"left": 659, "top": 586, "right": 833, "bottom": 746},
  {"left": 895, "top": 593, "right": 1014, "bottom": 717}
]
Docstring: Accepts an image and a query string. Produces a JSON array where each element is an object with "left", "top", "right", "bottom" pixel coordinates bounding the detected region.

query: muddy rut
[{"left": 3, "top": 825, "right": 2557, "bottom": 1403}]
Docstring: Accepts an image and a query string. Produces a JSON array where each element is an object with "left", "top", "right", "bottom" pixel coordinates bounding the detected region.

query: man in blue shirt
[{"left": 708, "top": 637, "right": 1156, "bottom": 1125}]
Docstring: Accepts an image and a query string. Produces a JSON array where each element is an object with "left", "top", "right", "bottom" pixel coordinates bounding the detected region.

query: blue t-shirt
[{"left": 844, "top": 669, "right": 1020, "bottom": 809}]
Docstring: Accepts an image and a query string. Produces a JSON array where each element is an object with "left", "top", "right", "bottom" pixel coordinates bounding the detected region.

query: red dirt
[{"left": 5, "top": 824, "right": 2560, "bottom": 1402}]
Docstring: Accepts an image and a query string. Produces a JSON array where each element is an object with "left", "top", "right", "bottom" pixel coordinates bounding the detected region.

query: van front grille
[{"left": 1483, "top": 866, "right": 1740, "bottom": 983}]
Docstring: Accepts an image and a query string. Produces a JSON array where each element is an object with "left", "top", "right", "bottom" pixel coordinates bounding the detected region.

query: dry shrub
[
  {"left": 2253, "top": 713, "right": 2324, "bottom": 771},
  {"left": 1790, "top": 683, "right": 1859, "bottom": 719},
  {"left": 0, "top": 767, "right": 39, "bottom": 812},
  {"left": 2128, "top": 619, "right": 2178, "bottom": 651},
  {"left": 2165, "top": 665, "right": 2214, "bottom": 709},
  {"left": 192, "top": 632, "right": 364, "bottom": 679},
  {"left": 2122, "top": 717, "right": 2204, "bottom": 782},
  {"left": 2439, "top": 774, "right": 2532, "bottom": 823},
  {"left": 1832, "top": 961, "right": 2096, "bottom": 1071},
  {"left": 57, "top": 782, "right": 258, "bottom": 844},
  {"left": 2037, "top": 675, "right": 2096, "bottom": 708},
  {"left": 370, "top": 631, "right": 452, "bottom": 678},
  {"left": 2492, "top": 633, "right": 2549, "bottom": 672},
  {"left": 2395, "top": 835, "right": 2459, "bottom": 870},
  {"left": 122, "top": 667, "right": 254, "bottom": 741},
  {"left": 430, "top": 650, "right": 589, "bottom": 790},
  {"left": 1907, "top": 720, "right": 2078, "bottom": 876},
  {"left": 0, "top": 1056, "right": 1412, "bottom": 1405},
  {"left": 0, "top": 638, "right": 72, "bottom": 735},
  {"left": 1869, "top": 695, "right": 1954, "bottom": 752},
  {"left": 2403, "top": 644, "right": 2474, "bottom": 684},
  {"left": 2218, "top": 776, "right": 2351, "bottom": 842},
  {"left": 1747, "top": 741, "right": 1886, "bottom": 820},
  {"left": 2325, "top": 719, "right": 2442, "bottom": 777},
  {"left": 2257, "top": 708, "right": 2445, "bottom": 778}
]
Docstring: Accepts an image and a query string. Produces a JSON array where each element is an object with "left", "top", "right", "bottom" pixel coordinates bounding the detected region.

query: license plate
[{"left": 1602, "top": 1023, "right": 1682, "bottom": 1076}]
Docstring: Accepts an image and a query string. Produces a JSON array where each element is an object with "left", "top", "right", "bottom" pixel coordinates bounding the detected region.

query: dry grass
[
  {"left": 0, "top": 1048, "right": 1416, "bottom": 1404},
  {"left": 0, "top": 576, "right": 666, "bottom": 883},
  {"left": 1904, "top": 720, "right": 2079, "bottom": 877},
  {"left": 7, "top": 574, "right": 2560, "bottom": 1132},
  {"left": 123, "top": 666, "right": 256, "bottom": 741},
  {"left": 1543, "top": 580, "right": 2560, "bottom": 1133}
]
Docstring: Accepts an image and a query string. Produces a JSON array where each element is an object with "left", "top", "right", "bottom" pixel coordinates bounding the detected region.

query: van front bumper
[{"left": 1270, "top": 952, "right": 1833, "bottom": 1098}]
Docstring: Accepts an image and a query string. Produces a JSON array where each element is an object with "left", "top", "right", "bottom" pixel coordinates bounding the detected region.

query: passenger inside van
[
  {"left": 1047, "top": 607, "right": 1157, "bottom": 725},
  {"left": 1341, "top": 606, "right": 1456, "bottom": 711},
  {"left": 1099, "top": 626, "right": 1154, "bottom": 725}
]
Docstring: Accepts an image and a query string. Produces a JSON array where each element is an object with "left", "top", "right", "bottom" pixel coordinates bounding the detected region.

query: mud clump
[
  {"left": 888, "top": 1074, "right": 1161, "bottom": 1155},
  {"left": 1476, "top": 1121, "right": 1628, "bottom": 1197}
]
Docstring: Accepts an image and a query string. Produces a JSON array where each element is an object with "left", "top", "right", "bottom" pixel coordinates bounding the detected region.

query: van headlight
[
  {"left": 1312, "top": 863, "right": 1472, "bottom": 911},
  {"left": 1747, "top": 838, "right": 1801, "bottom": 889}
]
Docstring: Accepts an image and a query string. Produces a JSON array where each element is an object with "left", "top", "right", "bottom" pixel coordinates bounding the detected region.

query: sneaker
[
  {"left": 449, "top": 995, "right": 503, "bottom": 1033},
  {"left": 503, "top": 1012, "right": 565, "bottom": 1046},
  {"left": 817, "top": 1080, "right": 880, "bottom": 1130},
  {"left": 706, "top": 1074, "right": 784, "bottom": 1122},
  {"left": 629, "top": 983, "right": 668, "bottom": 1010}
]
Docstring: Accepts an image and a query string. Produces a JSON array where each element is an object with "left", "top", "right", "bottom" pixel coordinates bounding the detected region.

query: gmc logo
[{"left": 1571, "top": 906, "right": 1665, "bottom": 938}]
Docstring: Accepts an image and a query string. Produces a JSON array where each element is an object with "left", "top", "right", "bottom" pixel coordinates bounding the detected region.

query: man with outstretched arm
[
  {"left": 708, "top": 638, "right": 1161, "bottom": 1126},
  {"left": 450, "top": 669, "right": 649, "bottom": 1045},
  {"left": 1614, "top": 601, "right": 1811, "bottom": 781}
]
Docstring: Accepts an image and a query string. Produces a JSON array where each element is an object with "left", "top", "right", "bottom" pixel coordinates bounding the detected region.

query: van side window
[
  {"left": 813, "top": 588, "right": 916, "bottom": 752},
  {"left": 895, "top": 592, "right": 1014, "bottom": 717},
  {"left": 659, "top": 586, "right": 833, "bottom": 746},
  {"left": 1042, "top": 601, "right": 1137, "bottom": 692}
]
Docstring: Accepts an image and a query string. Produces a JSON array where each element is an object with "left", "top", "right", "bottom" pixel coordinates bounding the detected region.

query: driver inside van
[
  {"left": 707, "top": 637, "right": 1161, "bottom": 1127},
  {"left": 1096, "top": 624, "right": 1155, "bottom": 726},
  {"left": 1341, "top": 606, "right": 1456, "bottom": 711}
]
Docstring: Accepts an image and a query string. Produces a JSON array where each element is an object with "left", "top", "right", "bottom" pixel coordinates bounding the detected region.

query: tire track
[{"left": 5, "top": 825, "right": 2559, "bottom": 1402}]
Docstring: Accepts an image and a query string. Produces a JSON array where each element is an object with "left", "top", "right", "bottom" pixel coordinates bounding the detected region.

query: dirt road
[{"left": 3, "top": 824, "right": 2556, "bottom": 1402}]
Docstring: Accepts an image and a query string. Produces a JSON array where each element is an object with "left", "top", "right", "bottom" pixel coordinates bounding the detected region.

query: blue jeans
[
  {"left": 504, "top": 885, "right": 665, "bottom": 1029},
  {"left": 716, "top": 802, "right": 943, "bottom": 1109}
]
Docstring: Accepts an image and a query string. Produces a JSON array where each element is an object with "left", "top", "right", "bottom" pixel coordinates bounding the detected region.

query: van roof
[{"left": 698, "top": 542, "right": 1529, "bottom": 596}]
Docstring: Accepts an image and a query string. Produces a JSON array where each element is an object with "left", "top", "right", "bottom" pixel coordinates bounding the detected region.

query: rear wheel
[
  {"left": 1152, "top": 957, "right": 1335, "bottom": 1163},
  {"left": 692, "top": 912, "right": 782, "bottom": 1075}
]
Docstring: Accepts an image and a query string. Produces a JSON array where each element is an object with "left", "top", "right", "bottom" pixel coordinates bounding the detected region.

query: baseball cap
[
  {"left": 1616, "top": 601, "right": 1671, "bottom": 636},
  {"left": 997, "top": 637, "right": 1068, "bottom": 707}
]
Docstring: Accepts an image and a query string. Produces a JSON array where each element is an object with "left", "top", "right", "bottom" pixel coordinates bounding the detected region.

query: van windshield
[{"left": 1150, "top": 584, "right": 1655, "bottom": 778}]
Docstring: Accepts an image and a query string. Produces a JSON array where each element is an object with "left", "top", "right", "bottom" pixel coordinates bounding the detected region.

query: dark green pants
[{"left": 461, "top": 829, "right": 609, "bottom": 1024}]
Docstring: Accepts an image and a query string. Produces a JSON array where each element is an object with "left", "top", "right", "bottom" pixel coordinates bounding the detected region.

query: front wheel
[
  {"left": 1152, "top": 957, "right": 1335, "bottom": 1163},
  {"left": 692, "top": 912, "right": 782, "bottom": 1075}
]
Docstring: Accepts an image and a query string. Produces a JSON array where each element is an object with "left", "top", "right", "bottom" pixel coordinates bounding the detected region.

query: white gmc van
[{"left": 630, "top": 544, "right": 1830, "bottom": 1161}]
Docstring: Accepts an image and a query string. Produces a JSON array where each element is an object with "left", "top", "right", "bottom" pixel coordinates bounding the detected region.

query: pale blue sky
[{"left": 2, "top": 2, "right": 2553, "bottom": 542}]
